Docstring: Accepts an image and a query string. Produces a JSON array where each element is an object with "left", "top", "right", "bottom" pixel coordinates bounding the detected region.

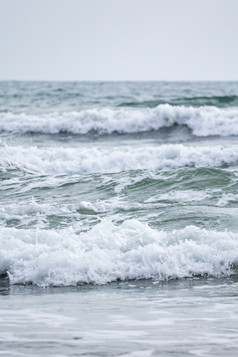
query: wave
[
  {"left": 1, "top": 104, "right": 238, "bottom": 136},
  {"left": 1, "top": 220, "right": 238, "bottom": 286},
  {"left": 1, "top": 144, "right": 238, "bottom": 175},
  {"left": 118, "top": 95, "right": 238, "bottom": 108}
]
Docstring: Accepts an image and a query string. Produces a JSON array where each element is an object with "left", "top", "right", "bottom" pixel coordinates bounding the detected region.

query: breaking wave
[
  {"left": 1, "top": 104, "right": 238, "bottom": 136},
  {"left": 1, "top": 144, "right": 238, "bottom": 175},
  {"left": 1, "top": 220, "right": 238, "bottom": 286}
]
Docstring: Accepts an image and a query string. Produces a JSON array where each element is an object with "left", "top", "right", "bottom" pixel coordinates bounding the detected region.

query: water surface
[{"left": 1, "top": 81, "right": 238, "bottom": 355}]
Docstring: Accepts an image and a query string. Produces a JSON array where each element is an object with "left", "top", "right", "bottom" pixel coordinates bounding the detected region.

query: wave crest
[
  {"left": 1, "top": 104, "right": 238, "bottom": 136},
  {"left": 1, "top": 144, "right": 238, "bottom": 175},
  {"left": 1, "top": 221, "right": 238, "bottom": 286}
]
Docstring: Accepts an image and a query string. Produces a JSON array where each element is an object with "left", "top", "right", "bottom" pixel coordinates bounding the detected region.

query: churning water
[{"left": 1, "top": 81, "right": 238, "bottom": 356}]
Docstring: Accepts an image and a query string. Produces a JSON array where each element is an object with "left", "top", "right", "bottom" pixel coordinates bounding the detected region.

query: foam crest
[
  {"left": 1, "top": 144, "right": 238, "bottom": 175},
  {"left": 1, "top": 220, "right": 238, "bottom": 286},
  {"left": 1, "top": 105, "right": 238, "bottom": 136}
]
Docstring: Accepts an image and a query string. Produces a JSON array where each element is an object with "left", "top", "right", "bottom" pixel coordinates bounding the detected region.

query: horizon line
[{"left": 1, "top": 79, "right": 238, "bottom": 83}]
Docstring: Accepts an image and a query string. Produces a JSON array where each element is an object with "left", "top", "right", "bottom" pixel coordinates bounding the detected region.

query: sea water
[{"left": 1, "top": 81, "right": 238, "bottom": 356}]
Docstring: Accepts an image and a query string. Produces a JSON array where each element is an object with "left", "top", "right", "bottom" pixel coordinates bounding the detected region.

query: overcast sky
[{"left": 0, "top": 0, "right": 238, "bottom": 81}]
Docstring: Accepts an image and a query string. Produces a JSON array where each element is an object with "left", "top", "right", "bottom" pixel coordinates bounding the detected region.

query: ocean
[{"left": 1, "top": 81, "right": 238, "bottom": 356}]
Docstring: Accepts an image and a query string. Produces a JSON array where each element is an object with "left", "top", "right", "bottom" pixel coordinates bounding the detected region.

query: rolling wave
[
  {"left": 1, "top": 104, "right": 238, "bottom": 136},
  {"left": 118, "top": 95, "right": 238, "bottom": 108},
  {"left": 1, "top": 144, "right": 238, "bottom": 175},
  {"left": 1, "top": 220, "right": 238, "bottom": 286}
]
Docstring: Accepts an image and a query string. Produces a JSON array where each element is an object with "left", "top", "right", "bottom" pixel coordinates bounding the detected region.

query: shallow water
[
  {"left": 1, "top": 81, "right": 238, "bottom": 355},
  {"left": 1, "top": 277, "right": 238, "bottom": 356}
]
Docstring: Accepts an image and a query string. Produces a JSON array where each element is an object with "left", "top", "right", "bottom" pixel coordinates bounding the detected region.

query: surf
[{"left": 1, "top": 104, "right": 238, "bottom": 136}]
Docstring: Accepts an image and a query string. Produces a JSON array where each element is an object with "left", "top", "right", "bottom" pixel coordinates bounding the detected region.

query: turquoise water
[{"left": 1, "top": 81, "right": 238, "bottom": 355}]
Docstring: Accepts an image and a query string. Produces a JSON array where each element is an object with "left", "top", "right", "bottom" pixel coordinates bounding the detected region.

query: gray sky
[{"left": 0, "top": 0, "right": 238, "bottom": 81}]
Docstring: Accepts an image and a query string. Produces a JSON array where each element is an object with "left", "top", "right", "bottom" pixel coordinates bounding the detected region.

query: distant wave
[
  {"left": 1, "top": 144, "right": 238, "bottom": 175},
  {"left": 1, "top": 221, "right": 238, "bottom": 286},
  {"left": 118, "top": 95, "right": 238, "bottom": 108},
  {"left": 1, "top": 104, "right": 238, "bottom": 136}
]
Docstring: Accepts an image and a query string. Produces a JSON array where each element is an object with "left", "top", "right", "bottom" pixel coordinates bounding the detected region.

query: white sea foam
[
  {"left": 1, "top": 144, "right": 238, "bottom": 175},
  {"left": 1, "top": 220, "right": 238, "bottom": 286},
  {"left": 1, "top": 105, "right": 238, "bottom": 136},
  {"left": 0, "top": 197, "right": 127, "bottom": 228},
  {"left": 217, "top": 193, "right": 238, "bottom": 206},
  {"left": 146, "top": 190, "right": 210, "bottom": 203}
]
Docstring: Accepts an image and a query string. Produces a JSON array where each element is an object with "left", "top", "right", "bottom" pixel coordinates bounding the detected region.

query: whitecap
[
  {"left": 1, "top": 104, "right": 238, "bottom": 136},
  {"left": 1, "top": 220, "right": 238, "bottom": 286}
]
